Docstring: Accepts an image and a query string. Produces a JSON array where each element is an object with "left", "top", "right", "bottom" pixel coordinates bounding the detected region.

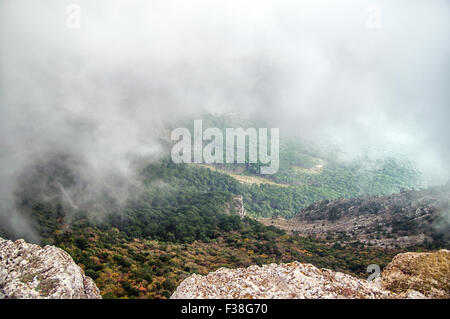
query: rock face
[
  {"left": 233, "top": 195, "right": 246, "bottom": 219},
  {"left": 381, "top": 249, "right": 449, "bottom": 299},
  {"left": 171, "top": 261, "right": 391, "bottom": 299},
  {"left": 0, "top": 237, "right": 102, "bottom": 299},
  {"left": 172, "top": 250, "right": 450, "bottom": 299}
]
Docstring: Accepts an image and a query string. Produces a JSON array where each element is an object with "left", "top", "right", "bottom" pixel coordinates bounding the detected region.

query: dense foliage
[
  {"left": 41, "top": 218, "right": 404, "bottom": 299},
  {"left": 138, "top": 157, "right": 420, "bottom": 219}
]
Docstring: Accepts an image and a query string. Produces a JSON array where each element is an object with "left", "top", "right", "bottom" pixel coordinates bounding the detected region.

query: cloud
[{"left": 0, "top": 0, "right": 449, "bottom": 239}]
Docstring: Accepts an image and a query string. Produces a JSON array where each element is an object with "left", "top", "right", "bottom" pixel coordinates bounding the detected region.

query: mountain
[
  {"left": 260, "top": 185, "right": 450, "bottom": 248},
  {"left": 169, "top": 115, "right": 423, "bottom": 219},
  {"left": 0, "top": 237, "right": 101, "bottom": 299},
  {"left": 0, "top": 130, "right": 436, "bottom": 299},
  {"left": 171, "top": 250, "right": 449, "bottom": 299}
]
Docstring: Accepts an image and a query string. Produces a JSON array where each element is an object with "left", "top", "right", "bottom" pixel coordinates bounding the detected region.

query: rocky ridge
[
  {"left": 0, "top": 237, "right": 101, "bottom": 299},
  {"left": 172, "top": 250, "right": 449, "bottom": 299},
  {"left": 261, "top": 186, "right": 450, "bottom": 248},
  {"left": 171, "top": 261, "right": 391, "bottom": 299}
]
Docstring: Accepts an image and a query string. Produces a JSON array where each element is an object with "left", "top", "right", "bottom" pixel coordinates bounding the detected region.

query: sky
[{"left": 0, "top": 0, "right": 449, "bottom": 239}]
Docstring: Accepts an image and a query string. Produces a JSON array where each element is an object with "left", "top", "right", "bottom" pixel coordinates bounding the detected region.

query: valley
[
  {"left": 260, "top": 184, "right": 450, "bottom": 248},
  {"left": 1, "top": 139, "right": 446, "bottom": 298}
]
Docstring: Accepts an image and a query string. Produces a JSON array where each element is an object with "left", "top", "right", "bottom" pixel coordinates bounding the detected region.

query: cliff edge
[
  {"left": 171, "top": 250, "right": 449, "bottom": 299},
  {"left": 171, "top": 261, "right": 391, "bottom": 299},
  {"left": 0, "top": 237, "right": 101, "bottom": 299}
]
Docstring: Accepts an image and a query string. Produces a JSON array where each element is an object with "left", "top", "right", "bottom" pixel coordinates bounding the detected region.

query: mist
[{"left": 1, "top": 0, "right": 449, "bottom": 240}]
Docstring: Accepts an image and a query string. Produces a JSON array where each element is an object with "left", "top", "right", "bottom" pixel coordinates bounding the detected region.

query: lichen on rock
[
  {"left": 171, "top": 250, "right": 450, "bottom": 299},
  {"left": 171, "top": 261, "right": 392, "bottom": 299},
  {"left": 381, "top": 249, "right": 450, "bottom": 299},
  {"left": 0, "top": 237, "right": 102, "bottom": 299}
]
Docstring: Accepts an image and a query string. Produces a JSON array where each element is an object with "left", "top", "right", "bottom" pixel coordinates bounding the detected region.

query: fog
[{"left": 1, "top": 0, "right": 449, "bottom": 239}]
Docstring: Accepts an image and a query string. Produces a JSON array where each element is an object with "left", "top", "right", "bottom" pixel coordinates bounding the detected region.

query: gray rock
[
  {"left": 171, "top": 261, "right": 393, "bottom": 299},
  {"left": 0, "top": 237, "right": 102, "bottom": 299}
]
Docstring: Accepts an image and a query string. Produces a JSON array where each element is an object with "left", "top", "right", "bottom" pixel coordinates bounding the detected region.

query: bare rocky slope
[
  {"left": 0, "top": 237, "right": 101, "bottom": 299},
  {"left": 172, "top": 250, "right": 449, "bottom": 299},
  {"left": 260, "top": 185, "right": 450, "bottom": 248}
]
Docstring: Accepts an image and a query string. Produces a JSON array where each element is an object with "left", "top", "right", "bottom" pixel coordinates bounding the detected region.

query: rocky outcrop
[
  {"left": 0, "top": 237, "right": 101, "bottom": 299},
  {"left": 233, "top": 195, "right": 246, "bottom": 219},
  {"left": 381, "top": 249, "right": 449, "bottom": 299},
  {"left": 171, "top": 250, "right": 450, "bottom": 299},
  {"left": 171, "top": 261, "right": 391, "bottom": 299},
  {"left": 224, "top": 195, "right": 246, "bottom": 219}
]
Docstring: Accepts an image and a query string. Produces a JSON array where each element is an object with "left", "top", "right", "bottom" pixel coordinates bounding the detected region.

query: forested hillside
[
  {"left": 142, "top": 159, "right": 420, "bottom": 219},
  {"left": 167, "top": 115, "right": 421, "bottom": 218},
  {"left": 0, "top": 154, "right": 423, "bottom": 298}
]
